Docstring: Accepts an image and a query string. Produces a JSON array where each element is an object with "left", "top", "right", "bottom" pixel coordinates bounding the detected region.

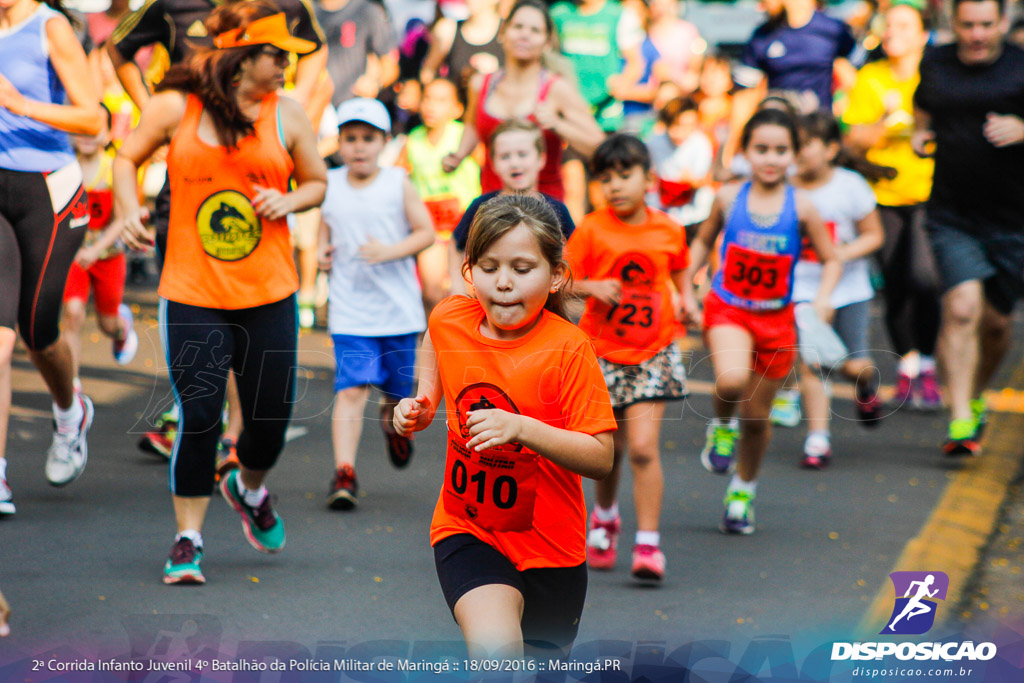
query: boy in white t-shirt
[{"left": 317, "top": 98, "right": 435, "bottom": 510}]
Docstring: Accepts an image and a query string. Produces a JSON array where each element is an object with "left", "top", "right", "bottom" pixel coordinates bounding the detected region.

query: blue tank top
[
  {"left": 0, "top": 4, "right": 75, "bottom": 172},
  {"left": 711, "top": 182, "right": 802, "bottom": 311}
]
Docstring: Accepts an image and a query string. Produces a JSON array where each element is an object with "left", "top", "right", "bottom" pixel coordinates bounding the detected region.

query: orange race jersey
[
  {"left": 428, "top": 296, "right": 617, "bottom": 570},
  {"left": 566, "top": 208, "right": 688, "bottom": 365},
  {"left": 160, "top": 93, "right": 298, "bottom": 309}
]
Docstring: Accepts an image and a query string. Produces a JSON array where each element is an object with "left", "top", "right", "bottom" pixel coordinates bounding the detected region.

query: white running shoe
[
  {"left": 0, "top": 476, "right": 15, "bottom": 516},
  {"left": 112, "top": 304, "right": 138, "bottom": 365},
  {"left": 45, "top": 395, "right": 94, "bottom": 487}
]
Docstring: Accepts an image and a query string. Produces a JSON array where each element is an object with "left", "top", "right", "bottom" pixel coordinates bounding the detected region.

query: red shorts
[
  {"left": 702, "top": 290, "right": 796, "bottom": 380},
  {"left": 63, "top": 252, "right": 126, "bottom": 317}
]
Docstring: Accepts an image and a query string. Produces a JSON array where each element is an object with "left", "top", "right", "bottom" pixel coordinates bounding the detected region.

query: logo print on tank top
[{"left": 195, "top": 190, "right": 262, "bottom": 261}]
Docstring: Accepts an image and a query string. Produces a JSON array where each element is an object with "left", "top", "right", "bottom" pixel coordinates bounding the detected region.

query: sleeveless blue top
[
  {"left": 0, "top": 4, "right": 75, "bottom": 172},
  {"left": 711, "top": 182, "right": 802, "bottom": 311}
]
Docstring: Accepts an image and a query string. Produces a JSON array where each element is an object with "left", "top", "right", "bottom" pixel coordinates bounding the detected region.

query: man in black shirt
[
  {"left": 913, "top": 0, "right": 1024, "bottom": 457},
  {"left": 108, "top": 0, "right": 327, "bottom": 113}
]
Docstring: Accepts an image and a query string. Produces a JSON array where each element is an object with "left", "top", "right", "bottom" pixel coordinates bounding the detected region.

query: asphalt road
[{"left": 2, "top": 287, "right": 1022, "bottom": 681}]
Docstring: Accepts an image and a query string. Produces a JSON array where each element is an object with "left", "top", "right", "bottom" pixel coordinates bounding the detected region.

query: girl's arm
[
  {"left": 0, "top": 16, "right": 103, "bottom": 135},
  {"left": 113, "top": 91, "right": 186, "bottom": 250},
  {"left": 465, "top": 410, "right": 614, "bottom": 480},
  {"left": 836, "top": 208, "right": 884, "bottom": 263},
  {"left": 254, "top": 97, "right": 327, "bottom": 220},
  {"left": 420, "top": 18, "right": 457, "bottom": 84},
  {"left": 394, "top": 332, "right": 443, "bottom": 435},
  {"left": 798, "top": 195, "right": 842, "bottom": 322},
  {"left": 677, "top": 189, "right": 728, "bottom": 324},
  {"left": 448, "top": 240, "right": 468, "bottom": 295},
  {"left": 359, "top": 175, "right": 435, "bottom": 263},
  {"left": 316, "top": 218, "right": 333, "bottom": 272}
]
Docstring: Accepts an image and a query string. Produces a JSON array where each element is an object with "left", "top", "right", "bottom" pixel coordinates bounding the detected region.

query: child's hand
[
  {"left": 533, "top": 100, "right": 560, "bottom": 132},
  {"left": 74, "top": 245, "right": 101, "bottom": 271},
  {"left": 813, "top": 297, "right": 835, "bottom": 325},
  {"left": 317, "top": 242, "right": 334, "bottom": 271},
  {"left": 441, "top": 153, "right": 462, "bottom": 173},
  {"left": 253, "top": 186, "right": 293, "bottom": 220},
  {"left": 678, "top": 289, "right": 702, "bottom": 327},
  {"left": 358, "top": 237, "right": 394, "bottom": 264},
  {"left": 394, "top": 395, "right": 431, "bottom": 436},
  {"left": 121, "top": 206, "right": 153, "bottom": 252},
  {"left": 465, "top": 409, "right": 522, "bottom": 452},
  {"left": 911, "top": 129, "right": 935, "bottom": 157},
  {"left": 589, "top": 279, "right": 622, "bottom": 308}
]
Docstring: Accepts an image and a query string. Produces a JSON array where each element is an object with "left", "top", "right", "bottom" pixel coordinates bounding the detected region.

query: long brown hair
[
  {"left": 463, "top": 194, "right": 574, "bottom": 320},
  {"left": 156, "top": 0, "right": 280, "bottom": 148}
]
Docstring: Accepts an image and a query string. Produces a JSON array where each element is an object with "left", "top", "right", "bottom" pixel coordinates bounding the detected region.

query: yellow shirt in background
[{"left": 842, "top": 59, "right": 934, "bottom": 207}]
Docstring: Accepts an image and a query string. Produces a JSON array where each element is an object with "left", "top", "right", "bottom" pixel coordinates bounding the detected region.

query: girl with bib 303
[
  {"left": 679, "top": 108, "right": 841, "bottom": 536},
  {"left": 113, "top": 1, "right": 327, "bottom": 585},
  {"left": 0, "top": 0, "right": 104, "bottom": 516},
  {"left": 394, "top": 194, "right": 615, "bottom": 659}
]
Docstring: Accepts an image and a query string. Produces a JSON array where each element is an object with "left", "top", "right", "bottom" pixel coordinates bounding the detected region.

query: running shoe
[
  {"left": 327, "top": 464, "right": 359, "bottom": 511},
  {"left": 800, "top": 436, "right": 832, "bottom": 470},
  {"left": 942, "top": 418, "right": 981, "bottom": 457},
  {"left": 219, "top": 470, "right": 285, "bottom": 553},
  {"left": 700, "top": 422, "right": 738, "bottom": 475},
  {"left": 381, "top": 408, "right": 413, "bottom": 469},
  {"left": 720, "top": 489, "right": 755, "bottom": 535},
  {"left": 631, "top": 544, "right": 665, "bottom": 581},
  {"left": 163, "top": 537, "right": 205, "bottom": 585},
  {"left": 215, "top": 436, "right": 240, "bottom": 481},
  {"left": 0, "top": 476, "right": 15, "bottom": 516},
  {"left": 45, "top": 394, "right": 94, "bottom": 486},
  {"left": 971, "top": 397, "right": 989, "bottom": 439},
  {"left": 769, "top": 393, "right": 801, "bottom": 427},
  {"left": 855, "top": 384, "right": 883, "bottom": 427},
  {"left": 138, "top": 409, "right": 177, "bottom": 460},
  {"left": 915, "top": 369, "right": 942, "bottom": 411},
  {"left": 891, "top": 371, "right": 914, "bottom": 408},
  {"left": 112, "top": 304, "right": 138, "bottom": 365},
  {"left": 586, "top": 511, "right": 620, "bottom": 570}
]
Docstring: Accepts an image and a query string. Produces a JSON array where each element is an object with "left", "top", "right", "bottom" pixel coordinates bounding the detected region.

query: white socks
[
  {"left": 594, "top": 503, "right": 619, "bottom": 522},
  {"left": 236, "top": 473, "right": 267, "bottom": 507},
  {"left": 176, "top": 529, "right": 203, "bottom": 549},
  {"left": 53, "top": 396, "right": 84, "bottom": 434},
  {"left": 635, "top": 530, "right": 660, "bottom": 547},
  {"left": 728, "top": 475, "right": 757, "bottom": 497}
]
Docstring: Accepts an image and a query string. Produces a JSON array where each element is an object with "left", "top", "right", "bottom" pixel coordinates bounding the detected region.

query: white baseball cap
[{"left": 336, "top": 98, "right": 391, "bottom": 134}]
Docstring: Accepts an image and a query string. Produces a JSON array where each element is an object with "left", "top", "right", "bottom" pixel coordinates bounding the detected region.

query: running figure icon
[{"left": 888, "top": 574, "right": 939, "bottom": 631}]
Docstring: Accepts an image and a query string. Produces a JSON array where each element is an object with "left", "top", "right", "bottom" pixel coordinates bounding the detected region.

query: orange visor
[{"left": 213, "top": 12, "right": 317, "bottom": 54}]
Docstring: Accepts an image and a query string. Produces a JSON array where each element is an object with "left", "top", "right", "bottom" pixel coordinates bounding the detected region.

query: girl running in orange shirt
[
  {"left": 679, "top": 108, "right": 841, "bottom": 535},
  {"left": 565, "top": 133, "right": 689, "bottom": 583},
  {"left": 393, "top": 194, "right": 615, "bottom": 658}
]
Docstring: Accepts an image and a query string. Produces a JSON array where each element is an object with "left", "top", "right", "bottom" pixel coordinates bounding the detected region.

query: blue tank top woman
[{"left": 711, "top": 181, "right": 802, "bottom": 311}]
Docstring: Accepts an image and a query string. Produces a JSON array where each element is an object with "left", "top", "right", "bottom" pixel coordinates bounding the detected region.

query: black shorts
[
  {"left": 433, "top": 533, "right": 587, "bottom": 653},
  {"left": 926, "top": 210, "right": 1024, "bottom": 315}
]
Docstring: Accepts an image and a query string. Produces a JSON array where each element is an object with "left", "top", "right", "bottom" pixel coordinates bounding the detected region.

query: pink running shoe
[
  {"left": 631, "top": 544, "right": 665, "bottom": 581},
  {"left": 915, "top": 369, "right": 942, "bottom": 410},
  {"left": 586, "top": 512, "right": 620, "bottom": 570},
  {"left": 891, "top": 371, "right": 913, "bottom": 408}
]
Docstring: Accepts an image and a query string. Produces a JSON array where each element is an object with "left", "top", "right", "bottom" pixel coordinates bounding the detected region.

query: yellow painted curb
[{"left": 857, "top": 359, "right": 1024, "bottom": 637}]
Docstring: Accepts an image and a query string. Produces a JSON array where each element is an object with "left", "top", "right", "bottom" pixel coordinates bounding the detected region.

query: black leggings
[
  {"left": 876, "top": 204, "right": 942, "bottom": 357},
  {"left": 0, "top": 166, "right": 88, "bottom": 349},
  {"left": 161, "top": 295, "right": 297, "bottom": 496}
]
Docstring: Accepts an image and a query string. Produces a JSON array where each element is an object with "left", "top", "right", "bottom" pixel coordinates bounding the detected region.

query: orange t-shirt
[
  {"left": 566, "top": 208, "right": 689, "bottom": 365},
  {"left": 428, "top": 296, "right": 617, "bottom": 570},
  {"left": 160, "top": 94, "right": 298, "bottom": 309}
]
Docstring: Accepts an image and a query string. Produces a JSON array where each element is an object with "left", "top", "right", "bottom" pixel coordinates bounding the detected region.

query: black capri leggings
[
  {"left": 0, "top": 166, "right": 88, "bottom": 349},
  {"left": 161, "top": 295, "right": 297, "bottom": 496},
  {"left": 876, "top": 204, "right": 942, "bottom": 357}
]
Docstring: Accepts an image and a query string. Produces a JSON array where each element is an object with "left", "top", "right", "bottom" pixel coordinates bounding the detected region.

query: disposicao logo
[
  {"left": 881, "top": 571, "right": 949, "bottom": 635},
  {"left": 831, "top": 570, "right": 997, "bottom": 663}
]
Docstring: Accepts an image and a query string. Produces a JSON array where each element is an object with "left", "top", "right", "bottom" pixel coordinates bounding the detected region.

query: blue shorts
[{"left": 331, "top": 333, "right": 419, "bottom": 399}]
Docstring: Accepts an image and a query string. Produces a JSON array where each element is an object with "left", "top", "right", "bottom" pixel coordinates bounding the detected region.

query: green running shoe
[
  {"left": 163, "top": 537, "right": 205, "bottom": 585},
  {"left": 220, "top": 470, "right": 285, "bottom": 553}
]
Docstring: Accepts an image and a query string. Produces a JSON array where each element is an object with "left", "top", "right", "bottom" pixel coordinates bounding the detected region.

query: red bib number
[
  {"left": 424, "top": 197, "right": 462, "bottom": 238},
  {"left": 598, "top": 288, "right": 662, "bottom": 348},
  {"left": 443, "top": 428, "right": 539, "bottom": 531},
  {"left": 88, "top": 188, "right": 113, "bottom": 230},
  {"left": 721, "top": 243, "right": 793, "bottom": 301}
]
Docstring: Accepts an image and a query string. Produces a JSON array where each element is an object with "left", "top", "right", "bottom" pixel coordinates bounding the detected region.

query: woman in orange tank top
[{"left": 112, "top": 1, "right": 326, "bottom": 586}]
